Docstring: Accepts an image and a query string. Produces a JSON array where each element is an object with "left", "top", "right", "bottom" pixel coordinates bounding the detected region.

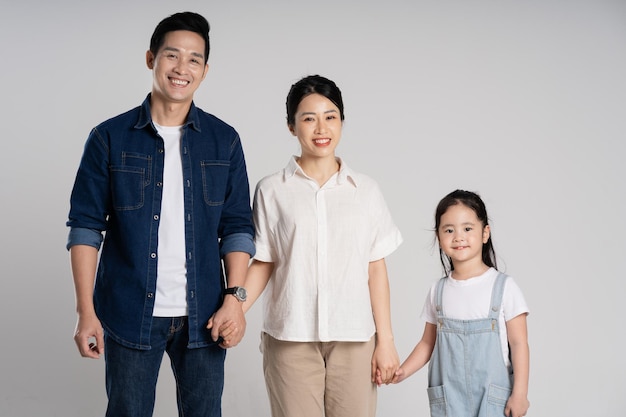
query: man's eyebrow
[{"left": 162, "top": 46, "right": 204, "bottom": 60}]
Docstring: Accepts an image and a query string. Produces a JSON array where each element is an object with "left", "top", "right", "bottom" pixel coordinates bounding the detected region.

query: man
[{"left": 66, "top": 11, "right": 253, "bottom": 417}]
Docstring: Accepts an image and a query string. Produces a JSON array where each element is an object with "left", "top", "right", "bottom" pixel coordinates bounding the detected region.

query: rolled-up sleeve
[
  {"left": 219, "top": 232, "right": 255, "bottom": 258},
  {"left": 66, "top": 227, "right": 104, "bottom": 251}
]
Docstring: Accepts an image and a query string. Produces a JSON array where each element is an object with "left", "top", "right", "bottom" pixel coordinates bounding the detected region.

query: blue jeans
[{"left": 104, "top": 317, "right": 226, "bottom": 417}]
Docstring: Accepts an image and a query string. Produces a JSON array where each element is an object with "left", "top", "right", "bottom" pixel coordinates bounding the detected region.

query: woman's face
[{"left": 289, "top": 93, "right": 342, "bottom": 161}]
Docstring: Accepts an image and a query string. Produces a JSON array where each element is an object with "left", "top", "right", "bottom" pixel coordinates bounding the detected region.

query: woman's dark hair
[
  {"left": 434, "top": 189, "right": 497, "bottom": 275},
  {"left": 150, "top": 12, "right": 210, "bottom": 62},
  {"left": 286, "top": 75, "right": 345, "bottom": 127}
]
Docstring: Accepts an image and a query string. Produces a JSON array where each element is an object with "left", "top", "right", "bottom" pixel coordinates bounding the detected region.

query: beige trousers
[{"left": 261, "top": 332, "right": 377, "bottom": 417}]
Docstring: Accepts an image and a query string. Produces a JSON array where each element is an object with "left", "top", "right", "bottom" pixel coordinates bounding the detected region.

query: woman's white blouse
[{"left": 252, "top": 156, "right": 403, "bottom": 342}]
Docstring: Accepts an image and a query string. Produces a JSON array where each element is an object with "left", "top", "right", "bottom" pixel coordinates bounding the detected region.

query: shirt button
[
  {"left": 153, "top": 215, "right": 159, "bottom": 220},
  {"left": 159, "top": 149, "right": 164, "bottom": 153},
  {"left": 147, "top": 293, "right": 154, "bottom": 298},
  {"left": 157, "top": 182, "right": 163, "bottom": 187},
  {"left": 150, "top": 253, "right": 157, "bottom": 259}
]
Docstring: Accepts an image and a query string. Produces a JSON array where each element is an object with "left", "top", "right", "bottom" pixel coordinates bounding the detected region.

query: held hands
[
  {"left": 371, "top": 337, "right": 400, "bottom": 386},
  {"left": 74, "top": 313, "right": 104, "bottom": 359},
  {"left": 376, "top": 366, "right": 408, "bottom": 385},
  {"left": 206, "top": 296, "right": 246, "bottom": 349}
]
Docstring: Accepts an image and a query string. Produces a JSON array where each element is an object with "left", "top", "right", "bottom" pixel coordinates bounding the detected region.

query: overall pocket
[
  {"left": 427, "top": 385, "right": 448, "bottom": 417},
  {"left": 486, "top": 383, "right": 511, "bottom": 417}
]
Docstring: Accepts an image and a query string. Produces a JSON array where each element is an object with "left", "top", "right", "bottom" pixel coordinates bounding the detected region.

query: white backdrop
[{"left": 1, "top": 1, "right": 624, "bottom": 416}]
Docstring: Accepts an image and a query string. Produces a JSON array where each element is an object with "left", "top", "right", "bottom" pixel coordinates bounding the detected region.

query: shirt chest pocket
[
  {"left": 201, "top": 160, "right": 230, "bottom": 206},
  {"left": 110, "top": 152, "right": 152, "bottom": 211}
]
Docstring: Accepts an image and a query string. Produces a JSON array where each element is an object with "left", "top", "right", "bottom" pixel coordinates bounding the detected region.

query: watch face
[{"left": 235, "top": 287, "right": 247, "bottom": 301}]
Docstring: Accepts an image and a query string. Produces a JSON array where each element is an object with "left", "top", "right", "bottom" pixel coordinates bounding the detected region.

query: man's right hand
[{"left": 74, "top": 313, "right": 104, "bottom": 358}]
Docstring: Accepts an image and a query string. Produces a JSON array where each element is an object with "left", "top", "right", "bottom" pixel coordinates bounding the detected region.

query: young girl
[
  {"left": 391, "top": 190, "right": 530, "bottom": 417},
  {"left": 241, "top": 75, "right": 403, "bottom": 417}
]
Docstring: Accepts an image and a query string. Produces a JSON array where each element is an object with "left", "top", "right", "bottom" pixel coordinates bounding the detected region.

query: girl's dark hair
[
  {"left": 434, "top": 189, "right": 497, "bottom": 275},
  {"left": 150, "top": 12, "right": 210, "bottom": 62},
  {"left": 286, "top": 75, "right": 345, "bottom": 127}
]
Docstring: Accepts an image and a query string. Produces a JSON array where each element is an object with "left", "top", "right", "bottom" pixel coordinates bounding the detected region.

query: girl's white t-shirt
[{"left": 421, "top": 267, "right": 529, "bottom": 368}]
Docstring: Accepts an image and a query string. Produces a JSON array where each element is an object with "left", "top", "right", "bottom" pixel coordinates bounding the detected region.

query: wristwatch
[{"left": 224, "top": 286, "right": 247, "bottom": 302}]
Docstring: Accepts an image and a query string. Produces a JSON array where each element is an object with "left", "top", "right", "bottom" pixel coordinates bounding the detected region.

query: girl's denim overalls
[{"left": 427, "top": 273, "right": 513, "bottom": 417}]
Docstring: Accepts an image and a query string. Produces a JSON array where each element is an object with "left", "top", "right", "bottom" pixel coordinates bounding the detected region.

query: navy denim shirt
[{"left": 67, "top": 95, "right": 255, "bottom": 349}]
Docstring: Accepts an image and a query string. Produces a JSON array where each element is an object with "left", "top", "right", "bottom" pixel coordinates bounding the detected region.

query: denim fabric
[
  {"left": 67, "top": 94, "right": 254, "bottom": 349},
  {"left": 104, "top": 317, "right": 226, "bottom": 417},
  {"left": 427, "top": 273, "right": 513, "bottom": 417}
]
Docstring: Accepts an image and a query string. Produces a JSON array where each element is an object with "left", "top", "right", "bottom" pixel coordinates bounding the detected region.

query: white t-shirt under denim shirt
[
  {"left": 421, "top": 267, "right": 529, "bottom": 368},
  {"left": 252, "top": 156, "right": 403, "bottom": 342},
  {"left": 153, "top": 123, "right": 188, "bottom": 317}
]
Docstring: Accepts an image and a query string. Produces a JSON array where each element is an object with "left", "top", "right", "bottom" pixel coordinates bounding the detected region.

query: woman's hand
[{"left": 371, "top": 336, "right": 400, "bottom": 386}]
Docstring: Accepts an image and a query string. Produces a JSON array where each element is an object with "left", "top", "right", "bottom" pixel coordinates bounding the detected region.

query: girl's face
[
  {"left": 289, "top": 93, "right": 342, "bottom": 161},
  {"left": 437, "top": 204, "right": 490, "bottom": 269}
]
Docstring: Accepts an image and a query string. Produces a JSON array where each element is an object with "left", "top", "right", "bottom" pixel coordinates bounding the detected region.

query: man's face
[{"left": 146, "top": 30, "right": 208, "bottom": 106}]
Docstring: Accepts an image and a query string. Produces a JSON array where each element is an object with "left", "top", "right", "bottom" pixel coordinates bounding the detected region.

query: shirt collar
[
  {"left": 283, "top": 155, "right": 359, "bottom": 187},
  {"left": 134, "top": 93, "right": 202, "bottom": 132}
]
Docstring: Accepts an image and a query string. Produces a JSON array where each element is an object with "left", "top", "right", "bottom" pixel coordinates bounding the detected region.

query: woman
[{"left": 244, "top": 75, "right": 403, "bottom": 417}]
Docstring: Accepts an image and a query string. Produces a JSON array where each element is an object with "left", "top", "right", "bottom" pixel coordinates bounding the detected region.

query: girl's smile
[{"left": 438, "top": 203, "right": 490, "bottom": 278}]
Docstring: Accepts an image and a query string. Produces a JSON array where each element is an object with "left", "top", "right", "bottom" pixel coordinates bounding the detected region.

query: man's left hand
[{"left": 206, "top": 296, "right": 246, "bottom": 348}]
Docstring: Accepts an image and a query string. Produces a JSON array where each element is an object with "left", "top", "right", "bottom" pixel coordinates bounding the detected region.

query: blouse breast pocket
[
  {"left": 201, "top": 160, "right": 230, "bottom": 206},
  {"left": 110, "top": 152, "right": 152, "bottom": 211}
]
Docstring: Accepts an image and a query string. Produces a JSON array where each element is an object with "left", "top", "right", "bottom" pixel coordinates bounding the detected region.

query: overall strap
[
  {"left": 488, "top": 272, "right": 509, "bottom": 319},
  {"left": 434, "top": 277, "right": 447, "bottom": 318}
]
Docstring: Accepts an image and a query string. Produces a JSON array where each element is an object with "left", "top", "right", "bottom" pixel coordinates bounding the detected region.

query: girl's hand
[
  {"left": 391, "top": 367, "right": 405, "bottom": 384},
  {"left": 505, "top": 393, "right": 529, "bottom": 417}
]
